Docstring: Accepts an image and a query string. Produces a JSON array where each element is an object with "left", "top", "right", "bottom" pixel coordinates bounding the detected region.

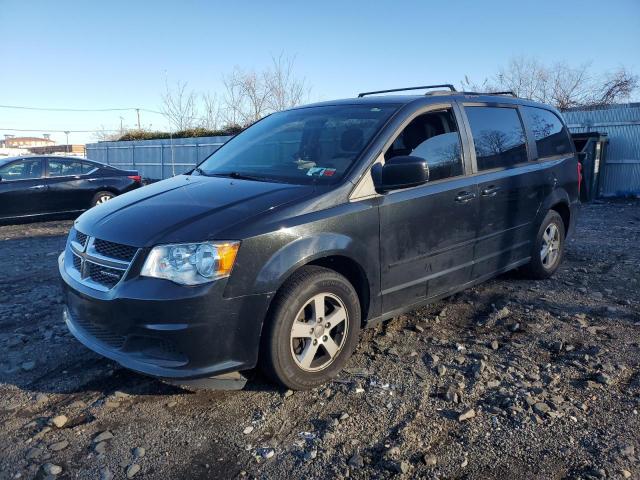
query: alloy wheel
[
  {"left": 289, "top": 292, "right": 349, "bottom": 372},
  {"left": 96, "top": 194, "right": 113, "bottom": 204},
  {"left": 540, "top": 223, "right": 560, "bottom": 269}
]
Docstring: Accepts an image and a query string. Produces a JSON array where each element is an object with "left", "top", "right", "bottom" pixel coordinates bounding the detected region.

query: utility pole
[
  {"left": 136, "top": 108, "right": 141, "bottom": 130},
  {"left": 119, "top": 116, "right": 124, "bottom": 135},
  {"left": 64, "top": 131, "right": 70, "bottom": 153}
]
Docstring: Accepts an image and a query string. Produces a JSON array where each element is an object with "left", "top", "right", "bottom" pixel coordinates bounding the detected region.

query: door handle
[
  {"left": 455, "top": 191, "right": 477, "bottom": 203},
  {"left": 481, "top": 185, "right": 501, "bottom": 197},
  {"left": 29, "top": 185, "right": 46, "bottom": 190}
]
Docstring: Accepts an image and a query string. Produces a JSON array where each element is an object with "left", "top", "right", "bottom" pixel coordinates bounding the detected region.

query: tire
[
  {"left": 91, "top": 191, "right": 115, "bottom": 207},
  {"left": 260, "top": 265, "right": 361, "bottom": 390},
  {"left": 521, "top": 210, "right": 565, "bottom": 279}
]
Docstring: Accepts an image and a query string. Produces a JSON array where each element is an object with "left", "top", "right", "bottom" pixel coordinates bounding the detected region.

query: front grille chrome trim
[{"left": 66, "top": 230, "right": 139, "bottom": 291}]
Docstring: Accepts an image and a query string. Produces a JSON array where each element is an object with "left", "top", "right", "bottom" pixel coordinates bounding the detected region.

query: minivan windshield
[{"left": 196, "top": 104, "right": 398, "bottom": 184}]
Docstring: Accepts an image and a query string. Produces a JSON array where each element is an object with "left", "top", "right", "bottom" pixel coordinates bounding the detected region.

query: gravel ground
[{"left": 0, "top": 201, "right": 639, "bottom": 480}]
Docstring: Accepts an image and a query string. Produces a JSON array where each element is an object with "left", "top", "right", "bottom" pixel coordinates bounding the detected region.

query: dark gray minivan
[{"left": 59, "top": 85, "right": 579, "bottom": 390}]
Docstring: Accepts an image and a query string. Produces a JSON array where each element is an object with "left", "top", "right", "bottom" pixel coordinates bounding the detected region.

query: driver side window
[
  {"left": 385, "top": 108, "right": 464, "bottom": 181},
  {"left": 0, "top": 158, "right": 43, "bottom": 180}
]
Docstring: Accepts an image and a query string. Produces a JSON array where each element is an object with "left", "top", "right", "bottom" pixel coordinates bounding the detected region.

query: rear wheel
[
  {"left": 521, "top": 210, "right": 565, "bottom": 279},
  {"left": 260, "top": 266, "right": 361, "bottom": 390},
  {"left": 91, "top": 191, "right": 115, "bottom": 207}
]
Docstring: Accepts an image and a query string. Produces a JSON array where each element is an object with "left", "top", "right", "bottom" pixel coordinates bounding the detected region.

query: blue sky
[{"left": 1, "top": 0, "right": 638, "bottom": 145}]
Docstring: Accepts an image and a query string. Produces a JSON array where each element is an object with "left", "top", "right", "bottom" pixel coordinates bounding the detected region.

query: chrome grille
[{"left": 66, "top": 229, "right": 138, "bottom": 291}]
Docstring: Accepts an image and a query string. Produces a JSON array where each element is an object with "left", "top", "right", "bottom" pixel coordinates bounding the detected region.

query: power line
[{"left": 0, "top": 104, "right": 163, "bottom": 115}]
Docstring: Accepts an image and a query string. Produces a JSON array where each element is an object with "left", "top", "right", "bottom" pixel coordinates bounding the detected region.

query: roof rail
[
  {"left": 358, "top": 84, "right": 457, "bottom": 98},
  {"left": 462, "top": 90, "right": 517, "bottom": 97}
]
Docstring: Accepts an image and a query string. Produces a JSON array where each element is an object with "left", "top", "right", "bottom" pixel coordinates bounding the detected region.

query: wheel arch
[
  {"left": 549, "top": 201, "right": 570, "bottom": 236},
  {"left": 306, "top": 255, "right": 371, "bottom": 323},
  {"left": 536, "top": 188, "right": 571, "bottom": 236},
  {"left": 94, "top": 187, "right": 119, "bottom": 196},
  {"left": 253, "top": 233, "right": 376, "bottom": 326}
]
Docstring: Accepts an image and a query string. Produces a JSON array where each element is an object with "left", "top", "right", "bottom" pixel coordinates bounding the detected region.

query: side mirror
[{"left": 374, "top": 156, "right": 429, "bottom": 192}]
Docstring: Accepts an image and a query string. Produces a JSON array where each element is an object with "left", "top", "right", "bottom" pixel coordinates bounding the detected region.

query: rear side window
[
  {"left": 48, "top": 159, "right": 84, "bottom": 177},
  {"left": 82, "top": 162, "right": 97, "bottom": 173},
  {"left": 465, "top": 106, "right": 527, "bottom": 170},
  {"left": 521, "top": 106, "right": 573, "bottom": 158}
]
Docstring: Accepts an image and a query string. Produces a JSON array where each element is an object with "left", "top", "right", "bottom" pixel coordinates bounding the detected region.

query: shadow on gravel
[{"left": 10, "top": 347, "right": 282, "bottom": 399}]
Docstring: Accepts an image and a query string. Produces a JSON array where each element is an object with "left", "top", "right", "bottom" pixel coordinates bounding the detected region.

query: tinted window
[
  {"left": 385, "top": 109, "right": 463, "bottom": 181},
  {"left": 82, "top": 162, "right": 97, "bottom": 173},
  {"left": 522, "top": 106, "right": 573, "bottom": 158},
  {"left": 466, "top": 107, "right": 527, "bottom": 170},
  {"left": 198, "top": 105, "right": 397, "bottom": 184},
  {"left": 47, "top": 159, "right": 84, "bottom": 177},
  {"left": 0, "top": 158, "right": 42, "bottom": 180}
]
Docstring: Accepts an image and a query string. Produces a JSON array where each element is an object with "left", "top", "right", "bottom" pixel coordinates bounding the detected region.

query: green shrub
[{"left": 116, "top": 125, "right": 244, "bottom": 142}]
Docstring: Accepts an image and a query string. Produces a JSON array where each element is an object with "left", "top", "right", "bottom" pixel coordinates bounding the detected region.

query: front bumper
[{"left": 59, "top": 253, "right": 272, "bottom": 380}]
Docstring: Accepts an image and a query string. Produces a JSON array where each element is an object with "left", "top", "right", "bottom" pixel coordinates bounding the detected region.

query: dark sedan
[{"left": 0, "top": 155, "right": 141, "bottom": 222}]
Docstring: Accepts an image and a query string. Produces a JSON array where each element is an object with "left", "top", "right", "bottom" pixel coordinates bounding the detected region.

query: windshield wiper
[
  {"left": 191, "top": 167, "right": 207, "bottom": 176},
  {"left": 208, "top": 172, "right": 270, "bottom": 182}
]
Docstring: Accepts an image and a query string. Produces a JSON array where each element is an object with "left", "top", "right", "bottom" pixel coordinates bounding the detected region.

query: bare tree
[
  {"left": 161, "top": 80, "right": 199, "bottom": 131},
  {"left": 265, "top": 53, "right": 309, "bottom": 111},
  {"left": 158, "top": 55, "right": 309, "bottom": 132},
  {"left": 221, "top": 54, "right": 309, "bottom": 127},
  {"left": 222, "top": 67, "right": 271, "bottom": 126},
  {"left": 462, "top": 56, "right": 638, "bottom": 109},
  {"left": 598, "top": 67, "right": 638, "bottom": 105},
  {"left": 200, "top": 92, "right": 223, "bottom": 130},
  {"left": 93, "top": 125, "right": 121, "bottom": 142}
]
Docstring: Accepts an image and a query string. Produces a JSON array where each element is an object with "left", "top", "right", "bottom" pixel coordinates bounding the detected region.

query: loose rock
[
  {"left": 100, "top": 467, "right": 114, "bottom": 480},
  {"left": 423, "top": 454, "right": 437, "bottom": 467},
  {"left": 126, "top": 464, "right": 141, "bottom": 478},
  {"left": 49, "top": 440, "right": 68, "bottom": 452},
  {"left": 93, "top": 431, "right": 114, "bottom": 443},
  {"left": 458, "top": 409, "right": 476, "bottom": 421},
  {"left": 42, "top": 463, "right": 62, "bottom": 476},
  {"left": 348, "top": 452, "right": 365, "bottom": 468},
  {"left": 50, "top": 415, "right": 68, "bottom": 428}
]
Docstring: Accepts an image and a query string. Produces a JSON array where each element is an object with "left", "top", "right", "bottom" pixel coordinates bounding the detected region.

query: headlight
[{"left": 141, "top": 241, "right": 239, "bottom": 285}]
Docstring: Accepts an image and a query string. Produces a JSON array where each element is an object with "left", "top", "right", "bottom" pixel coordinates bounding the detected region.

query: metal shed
[{"left": 563, "top": 103, "right": 640, "bottom": 197}]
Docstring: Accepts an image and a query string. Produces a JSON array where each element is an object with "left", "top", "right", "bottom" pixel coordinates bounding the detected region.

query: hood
[{"left": 74, "top": 175, "right": 316, "bottom": 246}]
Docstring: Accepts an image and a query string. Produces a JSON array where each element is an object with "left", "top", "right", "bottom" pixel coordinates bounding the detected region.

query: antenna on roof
[{"left": 358, "top": 84, "right": 457, "bottom": 98}]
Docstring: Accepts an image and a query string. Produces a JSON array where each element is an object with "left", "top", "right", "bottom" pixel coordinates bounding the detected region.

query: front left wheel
[{"left": 260, "top": 266, "right": 361, "bottom": 390}]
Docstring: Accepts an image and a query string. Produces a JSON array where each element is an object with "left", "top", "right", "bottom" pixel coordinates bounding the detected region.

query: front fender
[{"left": 253, "top": 232, "right": 374, "bottom": 294}]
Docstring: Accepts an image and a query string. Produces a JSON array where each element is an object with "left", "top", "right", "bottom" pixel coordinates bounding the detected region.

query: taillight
[
  {"left": 128, "top": 175, "right": 142, "bottom": 183},
  {"left": 577, "top": 162, "right": 582, "bottom": 197}
]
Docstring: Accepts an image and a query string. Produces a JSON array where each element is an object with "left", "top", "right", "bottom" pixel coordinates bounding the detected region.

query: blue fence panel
[{"left": 85, "top": 136, "right": 233, "bottom": 180}]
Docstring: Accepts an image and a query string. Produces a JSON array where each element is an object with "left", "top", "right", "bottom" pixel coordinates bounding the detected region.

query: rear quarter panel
[{"left": 531, "top": 154, "right": 579, "bottom": 238}]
